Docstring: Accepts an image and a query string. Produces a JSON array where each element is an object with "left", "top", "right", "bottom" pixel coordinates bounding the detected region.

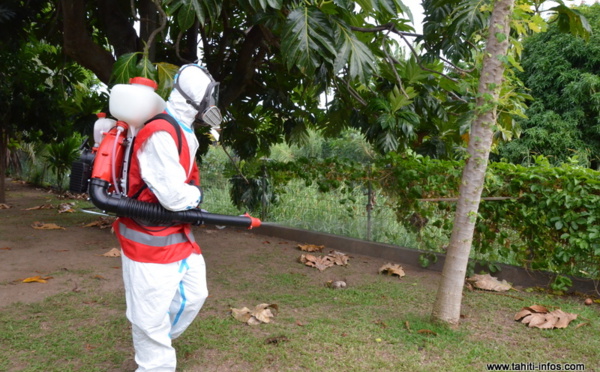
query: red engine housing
[{"left": 90, "top": 121, "right": 129, "bottom": 192}]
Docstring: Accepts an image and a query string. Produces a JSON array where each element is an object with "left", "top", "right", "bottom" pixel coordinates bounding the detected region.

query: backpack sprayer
[{"left": 69, "top": 77, "right": 261, "bottom": 229}]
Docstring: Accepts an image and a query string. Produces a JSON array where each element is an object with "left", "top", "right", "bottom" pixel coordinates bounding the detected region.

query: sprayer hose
[{"left": 88, "top": 178, "right": 258, "bottom": 227}]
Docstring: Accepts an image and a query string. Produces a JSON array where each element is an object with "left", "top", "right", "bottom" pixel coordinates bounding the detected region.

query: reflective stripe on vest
[{"left": 118, "top": 222, "right": 195, "bottom": 247}]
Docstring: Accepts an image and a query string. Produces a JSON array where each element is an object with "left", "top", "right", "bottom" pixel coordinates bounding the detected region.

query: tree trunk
[
  {"left": 60, "top": 0, "right": 117, "bottom": 84},
  {"left": 431, "top": 0, "right": 515, "bottom": 325},
  {"left": 0, "top": 127, "right": 7, "bottom": 203}
]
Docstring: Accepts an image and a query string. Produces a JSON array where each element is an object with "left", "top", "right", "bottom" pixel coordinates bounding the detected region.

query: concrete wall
[{"left": 251, "top": 223, "right": 598, "bottom": 295}]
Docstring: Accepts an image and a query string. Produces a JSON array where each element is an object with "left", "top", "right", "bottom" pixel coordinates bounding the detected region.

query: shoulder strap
[
  {"left": 130, "top": 113, "right": 184, "bottom": 200},
  {"left": 147, "top": 113, "right": 183, "bottom": 155}
]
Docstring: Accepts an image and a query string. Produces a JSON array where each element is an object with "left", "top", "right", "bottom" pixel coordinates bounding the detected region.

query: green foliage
[
  {"left": 380, "top": 153, "right": 600, "bottom": 279},
  {"left": 229, "top": 174, "right": 279, "bottom": 218},
  {"left": 44, "top": 134, "right": 83, "bottom": 192},
  {"left": 498, "top": 4, "right": 600, "bottom": 169},
  {"left": 110, "top": 53, "right": 179, "bottom": 99},
  {"left": 418, "top": 252, "right": 438, "bottom": 268},
  {"left": 239, "top": 152, "right": 600, "bottom": 280},
  {"left": 550, "top": 275, "right": 573, "bottom": 294}
]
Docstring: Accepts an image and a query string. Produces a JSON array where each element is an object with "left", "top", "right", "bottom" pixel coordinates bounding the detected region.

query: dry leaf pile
[
  {"left": 83, "top": 217, "right": 115, "bottom": 229},
  {"left": 58, "top": 203, "right": 75, "bottom": 213},
  {"left": 31, "top": 221, "right": 65, "bottom": 230},
  {"left": 25, "top": 204, "right": 54, "bottom": 211},
  {"left": 231, "top": 303, "right": 278, "bottom": 325},
  {"left": 378, "top": 263, "right": 406, "bottom": 278},
  {"left": 466, "top": 273, "right": 512, "bottom": 292},
  {"left": 514, "top": 305, "right": 578, "bottom": 329},
  {"left": 62, "top": 191, "right": 88, "bottom": 200},
  {"left": 299, "top": 251, "right": 350, "bottom": 271},
  {"left": 298, "top": 244, "right": 324, "bottom": 252},
  {"left": 101, "top": 248, "right": 121, "bottom": 257}
]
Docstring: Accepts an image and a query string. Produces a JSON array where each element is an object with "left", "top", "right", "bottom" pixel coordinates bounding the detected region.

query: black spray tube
[{"left": 88, "top": 178, "right": 261, "bottom": 228}]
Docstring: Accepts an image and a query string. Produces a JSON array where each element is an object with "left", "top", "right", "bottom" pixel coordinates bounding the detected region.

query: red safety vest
[{"left": 113, "top": 117, "right": 201, "bottom": 263}]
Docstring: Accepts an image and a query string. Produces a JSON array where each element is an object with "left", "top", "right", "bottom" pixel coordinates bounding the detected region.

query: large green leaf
[
  {"left": 281, "top": 7, "right": 337, "bottom": 73},
  {"left": 177, "top": 2, "right": 196, "bottom": 30},
  {"left": 156, "top": 62, "right": 180, "bottom": 99},
  {"left": 168, "top": 0, "right": 222, "bottom": 27},
  {"left": 332, "top": 21, "right": 376, "bottom": 82},
  {"left": 137, "top": 57, "right": 157, "bottom": 81},
  {"left": 111, "top": 52, "right": 140, "bottom": 85},
  {"left": 552, "top": 3, "right": 592, "bottom": 41}
]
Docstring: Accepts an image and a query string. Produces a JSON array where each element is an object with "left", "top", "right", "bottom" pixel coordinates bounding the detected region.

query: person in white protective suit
[{"left": 114, "top": 64, "right": 222, "bottom": 372}]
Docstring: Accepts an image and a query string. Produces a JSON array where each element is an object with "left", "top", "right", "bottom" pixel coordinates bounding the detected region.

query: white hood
[{"left": 165, "top": 65, "right": 213, "bottom": 130}]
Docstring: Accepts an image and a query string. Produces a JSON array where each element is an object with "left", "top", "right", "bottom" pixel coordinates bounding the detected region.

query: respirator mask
[{"left": 174, "top": 64, "right": 222, "bottom": 129}]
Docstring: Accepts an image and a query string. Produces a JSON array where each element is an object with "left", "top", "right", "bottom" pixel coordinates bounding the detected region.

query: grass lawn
[{"left": 1, "top": 181, "right": 598, "bottom": 371}]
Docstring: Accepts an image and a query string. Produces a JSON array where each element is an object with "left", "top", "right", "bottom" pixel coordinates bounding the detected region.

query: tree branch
[
  {"left": 220, "top": 26, "right": 265, "bottom": 107},
  {"left": 381, "top": 30, "right": 408, "bottom": 98},
  {"left": 350, "top": 23, "right": 420, "bottom": 38},
  {"left": 143, "top": 0, "right": 167, "bottom": 59},
  {"left": 60, "top": 0, "right": 116, "bottom": 84},
  {"left": 351, "top": 22, "right": 464, "bottom": 85},
  {"left": 334, "top": 76, "right": 367, "bottom": 106}
]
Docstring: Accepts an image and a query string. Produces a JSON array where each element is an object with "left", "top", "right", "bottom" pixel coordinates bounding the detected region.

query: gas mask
[{"left": 174, "top": 64, "right": 222, "bottom": 129}]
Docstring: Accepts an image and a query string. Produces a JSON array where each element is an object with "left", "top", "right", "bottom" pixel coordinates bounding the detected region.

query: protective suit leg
[
  {"left": 122, "top": 252, "right": 208, "bottom": 372},
  {"left": 169, "top": 253, "right": 208, "bottom": 339}
]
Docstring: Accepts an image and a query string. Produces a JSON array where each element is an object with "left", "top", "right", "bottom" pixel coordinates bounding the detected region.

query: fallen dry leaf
[
  {"left": 467, "top": 273, "right": 512, "bottom": 292},
  {"left": 25, "top": 204, "right": 54, "bottom": 210},
  {"left": 101, "top": 248, "right": 121, "bottom": 257},
  {"left": 514, "top": 305, "right": 578, "bottom": 329},
  {"left": 252, "top": 303, "right": 278, "bottom": 324},
  {"left": 527, "top": 304, "right": 549, "bottom": 313},
  {"left": 62, "top": 191, "right": 87, "bottom": 200},
  {"left": 230, "top": 303, "right": 278, "bottom": 325},
  {"left": 0, "top": 203, "right": 11, "bottom": 209},
  {"left": 22, "top": 275, "right": 53, "bottom": 283},
  {"left": 231, "top": 307, "right": 252, "bottom": 323},
  {"left": 298, "top": 244, "right": 325, "bottom": 252},
  {"left": 58, "top": 203, "right": 75, "bottom": 213},
  {"left": 299, "top": 251, "right": 350, "bottom": 271},
  {"left": 31, "top": 222, "right": 65, "bottom": 230},
  {"left": 299, "top": 254, "right": 333, "bottom": 271},
  {"left": 552, "top": 309, "right": 578, "bottom": 329},
  {"left": 0, "top": 247, "right": 11, "bottom": 250},
  {"left": 83, "top": 217, "right": 114, "bottom": 229},
  {"left": 378, "top": 263, "right": 406, "bottom": 278},
  {"left": 327, "top": 250, "right": 350, "bottom": 266}
]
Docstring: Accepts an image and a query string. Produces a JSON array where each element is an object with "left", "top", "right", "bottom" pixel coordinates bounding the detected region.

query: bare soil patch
[{"left": 0, "top": 179, "right": 440, "bottom": 308}]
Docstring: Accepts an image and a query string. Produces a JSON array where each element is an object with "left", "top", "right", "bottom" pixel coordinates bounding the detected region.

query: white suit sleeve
[{"left": 137, "top": 131, "right": 201, "bottom": 211}]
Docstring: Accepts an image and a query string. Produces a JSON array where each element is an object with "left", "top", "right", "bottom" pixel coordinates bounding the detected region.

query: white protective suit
[{"left": 121, "top": 65, "right": 216, "bottom": 372}]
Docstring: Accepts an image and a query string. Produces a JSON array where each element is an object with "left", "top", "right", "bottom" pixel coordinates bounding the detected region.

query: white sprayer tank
[
  {"left": 109, "top": 77, "right": 166, "bottom": 130},
  {"left": 93, "top": 112, "right": 116, "bottom": 147}
]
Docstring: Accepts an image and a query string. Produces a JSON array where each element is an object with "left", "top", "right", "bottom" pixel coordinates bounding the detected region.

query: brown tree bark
[
  {"left": 220, "top": 25, "right": 266, "bottom": 107},
  {"left": 60, "top": 0, "right": 118, "bottom": 84},
  {"left": 0, "top": 127, "right": 7, "bottom": 203},
  {"left": 431, "top": 0, "right": 516, "bottom": 325},
  {"left": 97, "top": 0, "right": 140, "bottom": 59}
]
